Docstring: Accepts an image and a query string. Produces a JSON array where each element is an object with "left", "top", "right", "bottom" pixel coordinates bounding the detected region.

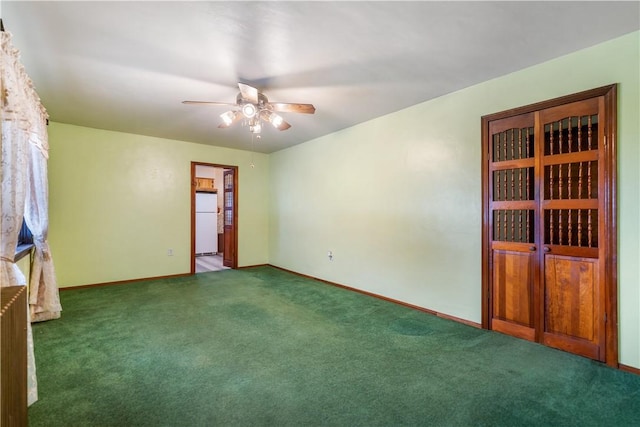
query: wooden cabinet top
[{"left": 195, "top": 177, "right": 217, "bottom": 192}]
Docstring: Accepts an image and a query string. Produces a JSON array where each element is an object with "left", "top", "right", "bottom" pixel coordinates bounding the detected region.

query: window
[
  {"left": 15, "top": 218, "right": 33, "bottom": 261},
  {"left": 18, "top": 219, "right": 33, "bottom": 246}
]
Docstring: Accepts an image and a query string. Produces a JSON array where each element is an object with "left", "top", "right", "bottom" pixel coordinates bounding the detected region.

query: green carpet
[{"left": 29, "top": 266, "right": 640, "bottom": 426}]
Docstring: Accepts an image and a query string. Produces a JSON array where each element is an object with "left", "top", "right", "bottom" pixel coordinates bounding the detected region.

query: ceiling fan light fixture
[
  {"left": 242, "top": 103, "right": 257, "bottom": 118},
  {"left": 220, "top": 110, "right": 236, "bottom": 126},
  {"left": 270, "top": 113, "right": 284, "bottom": 129},
  {"left": 185, "top": 82, "right": 314, "bottom": 136}
]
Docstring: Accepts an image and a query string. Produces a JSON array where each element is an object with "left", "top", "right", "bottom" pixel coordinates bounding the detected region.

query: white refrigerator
[{"left": 195, "top": 192, "right": 218, "bottom": 255}]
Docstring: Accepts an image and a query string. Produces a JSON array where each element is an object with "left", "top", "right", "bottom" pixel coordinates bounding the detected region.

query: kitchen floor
[{"left": 195, "top": 254, "right": 229, "bottom": 273}]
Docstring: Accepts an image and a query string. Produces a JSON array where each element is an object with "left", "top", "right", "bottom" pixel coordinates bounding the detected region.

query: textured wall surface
[
  {"left": 48, "top": 123, "right": 270, "bottom": 287},
  {"left": 269, "top": 32, "right": 640, "bottom": 368}
]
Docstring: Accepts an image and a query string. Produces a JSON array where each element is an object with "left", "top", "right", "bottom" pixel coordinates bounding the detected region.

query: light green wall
[
  {"left": 269, "top": 31, "right": 640, "bottom": 368},
  {"left": 16, "top": 255, "right": 31, "bottom": 286},
  {"left": 48, "top": 123, "right": 269, "bottom": 287},
  {"left": 46, "top": 32, "right": 639, "bottom": 369}
]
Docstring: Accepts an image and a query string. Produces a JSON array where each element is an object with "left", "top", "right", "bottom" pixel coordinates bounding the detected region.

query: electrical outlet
[{"left": 167, "top": 249, "right": 174, "bottom": 256}]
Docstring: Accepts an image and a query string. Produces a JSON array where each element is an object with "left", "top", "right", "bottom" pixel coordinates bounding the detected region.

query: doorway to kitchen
[{"left": 191, "top": 162, "right": 238, "bottom": 273}]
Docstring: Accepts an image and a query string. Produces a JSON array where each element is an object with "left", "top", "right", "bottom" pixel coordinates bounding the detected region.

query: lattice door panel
[
  {"left": 544, "top": 162, "right": 598, "bottom": 200},
  {"left": 493, "top": 168, "right": 534, "bottom": 202},
  {"left": 492, "top": 126, "right": 535, "bottom": 161},
  {"left": 543, "top": 114, "right": 598, "bottom": 155},
  {"left": 493, "top": 210, "right": 534, "bottom": 243},
  {"left": 544, "top": 209, "right": 598, "bottom": 248},
  {"left": 541, "top": 101, "right": 601, "bottom": 253},
  {"left": 490, "top": 123, "right": 536, "bottom": 244}
]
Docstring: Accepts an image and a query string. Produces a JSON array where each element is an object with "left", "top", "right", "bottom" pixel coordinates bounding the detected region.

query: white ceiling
[{"left": 3, "top": 1, "right": 639, "bottom": 153}]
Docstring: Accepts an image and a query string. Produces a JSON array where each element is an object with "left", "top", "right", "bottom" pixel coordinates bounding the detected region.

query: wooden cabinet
[
  {"left": 482, "top": 85, "right": 617, "bottom": 365},
  {"left": 1, "top": 286, "right": 28, "bottom": 426},
  {"left": 195, "top": 178, "right": 216, "bottom": 192}
]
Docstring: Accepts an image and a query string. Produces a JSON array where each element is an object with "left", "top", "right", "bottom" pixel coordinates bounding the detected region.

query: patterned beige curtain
[
  {"left": 26, "top": 128, "right": 62, "bottom": 322},
  {"left": 1, "top": 29, "right": 57, "bottom": 406}
]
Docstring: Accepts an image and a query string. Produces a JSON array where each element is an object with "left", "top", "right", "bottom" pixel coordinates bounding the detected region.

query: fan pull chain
[{"left": 250, "top": 133, "right": 259, "bottom": 168}]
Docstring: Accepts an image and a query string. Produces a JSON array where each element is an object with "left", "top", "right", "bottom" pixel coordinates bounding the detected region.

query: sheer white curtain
[
  {"left": 26, "top": 126, "right": 61, "bottom": 322},
  {"left": 1, "top": 29, "right": 57, "bottom": 406},
  {"left": 0, "top": 32, "right": 29, "bottom": 286}
]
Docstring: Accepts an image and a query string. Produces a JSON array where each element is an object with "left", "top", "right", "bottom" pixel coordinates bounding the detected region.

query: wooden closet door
[
  {"left": 487, "top": 113, "right": 538, "bottom": 342},
  {"left": 538, "top": 97, "right": 606, "bottom": 360},
  {"left": 482, "top": 85, "right": 617, "bottom": 366}
]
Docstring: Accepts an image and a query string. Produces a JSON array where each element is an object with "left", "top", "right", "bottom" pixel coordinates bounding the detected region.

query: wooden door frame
[
  {"left": 481, "top": 84, "right": 618, "bottom": 366},
  {"left": 190, "top": 162, "right": 239, "bottom": 272}
]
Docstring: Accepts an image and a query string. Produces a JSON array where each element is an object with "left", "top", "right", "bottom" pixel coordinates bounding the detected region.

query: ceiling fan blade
[
  {"left": 217, "top": 111, "right": 242, "bottom": 128},
  {"left": 277, "top": 120, "right": 292, "bottom": 131},
  {"left": 238, "top": 83, "right": 259, "bottom": 104},
  {"left": 182, "top": 101, "right": 237, "bottom": 106},
  {"left": 269, "top": 102, "right": 316, "bottom": 114}
]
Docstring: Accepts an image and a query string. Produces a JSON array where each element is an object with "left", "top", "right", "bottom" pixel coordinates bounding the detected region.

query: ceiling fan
[{"left": 182, "top": 83, "right": 315, "bottom": 135}]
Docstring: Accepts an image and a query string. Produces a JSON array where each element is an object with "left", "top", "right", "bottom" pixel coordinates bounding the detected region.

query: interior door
[
  {"left": 538, "top": 98, "right": 605, "bottom": 360},
  {"left": 222, "top": 169, "right": 236, "bottom": 268},
  {"left": 487, "top": 113, "right": 538, "bottom": 342},
  {"left": 482, "top": 85, "right": 617, "bottom": 365},
  {"left": 191, "top": 162, "right": 238, "bottom": 274}
]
